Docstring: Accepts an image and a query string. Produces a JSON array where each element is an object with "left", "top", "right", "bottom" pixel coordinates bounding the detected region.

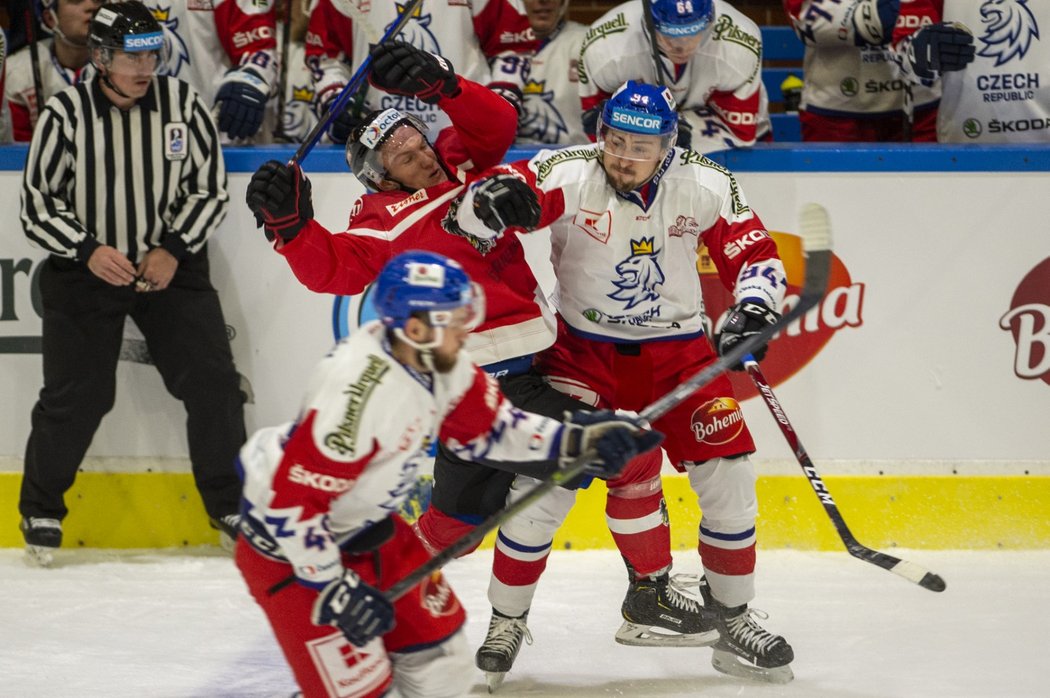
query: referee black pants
[
  {"left": 430, "top": 367, "right": 591, "bottom": 520},
  {"left": 19, "top": 251, "right": 246, "bottom": 523}
]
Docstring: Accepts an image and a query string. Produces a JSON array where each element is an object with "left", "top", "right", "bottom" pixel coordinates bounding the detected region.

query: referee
[{"left": 18, "top": 1, "right": 245, "bottom": 565}]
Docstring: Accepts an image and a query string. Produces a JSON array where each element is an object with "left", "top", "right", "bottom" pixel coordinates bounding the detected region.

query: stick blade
[{"left": 798, "top": 203, "right": 833, "bottom": 253}]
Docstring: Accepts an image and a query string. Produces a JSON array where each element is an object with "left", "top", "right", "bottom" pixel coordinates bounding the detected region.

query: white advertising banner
[{"left": 1, "top": 167, "right": 1048, "bottom": 469}]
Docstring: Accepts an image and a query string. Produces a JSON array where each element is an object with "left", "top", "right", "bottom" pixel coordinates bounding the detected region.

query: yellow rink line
[{"left": 1, "top": 472, "right": 1047, "bottom": 549}]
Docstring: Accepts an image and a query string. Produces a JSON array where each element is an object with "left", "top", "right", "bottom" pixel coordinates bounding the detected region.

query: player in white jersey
[
  {"left": 305, "top": 0, "right": 530, "bottom": 140},
  {"left": 938, "top": 0, "right": 1050, "bottom": 143},
  {"left": 457, "top": 81, "right": 795, "bottom": 686},
  {"left": 235, "top": 250, "right": 661, "bottom": 698},
  {"left": 579, "top": 0, "right": 769, "bottom": 153},
  {"left": 138, "top": 0, "right": 279, "bottom": 142},
  {"left": 4, "top": 0, "right": 99, "bottom": 142},
  {"left": 487, "top": 0, "right": 588, "bottom": 145}
]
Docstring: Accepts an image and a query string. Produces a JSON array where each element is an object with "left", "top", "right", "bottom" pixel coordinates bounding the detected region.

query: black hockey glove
[
  {"left": 906, "top": 22, "right": 975, "bottom": 79},
  {"left": 321, "top": 88, "right": 370, "bottom": 145},
  {"left": 487, "top": 81, "right": 525, "bottom": 120},
  {"left": 312, "top": 569, "right": 395, "bottom": 647},
  {"left": 850, "top": 0, "right": 900, "bottom": 46},
  {"left": 716, "top": 300, "right": 781, "bottom": 371},
  {"left": 675, "top": 116, "right": 693, "bottom": 149},
  {"left": 215, "top": 67, "right": 270, "bottom": 140},
  {"left": 560, "top": 409, "right": 664, "bottom": 479},
  {"left": 581, "top": 100, "right": 606, "bottom": 140},
  {"left": 245, "top": 160, "right": 314, "bottom": 242},
  {"left": 472, "top": 174, "right": 541, "bottom": 233},
  {"left": 368, "top": 40, "right": 461, "bottom": 104}
]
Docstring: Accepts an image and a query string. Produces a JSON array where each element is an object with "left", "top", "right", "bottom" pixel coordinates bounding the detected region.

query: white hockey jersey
[
  {"left": 306, "top": 0, "right": 530, "bottom": 133},
  {"left": 239, "top": 321, "right": 563, "bottom": 587},
  {"left": 488, "top": 20, "right": 588, "bottom": 145},
  {"left": 3, "top": 40, "right": 95, "bottom": 142},
  {"left": 579, "top": 0, "right": 770, "bottom": 152},
  {"left": 784, "top": 0, "right": 941, "bottom": 117},
  {"left": 459, "top": 147, "right": 786, "bottom": 343},
  {"left": 938, "top": 0, "right": 1050, "bottom": 143},
  {"left": 140, "top": 0, "right": 278, "bottom": 131}
]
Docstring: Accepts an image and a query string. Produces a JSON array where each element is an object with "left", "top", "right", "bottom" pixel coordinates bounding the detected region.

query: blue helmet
[
  {"left": 598, "top": 81, "right": 678, "bottom": 159},
  {"left": 650, "top": 0, "right": 715, "bottom": 37},
  {"left": 373, "top": 251, "right": 483, "bottom": 334}
]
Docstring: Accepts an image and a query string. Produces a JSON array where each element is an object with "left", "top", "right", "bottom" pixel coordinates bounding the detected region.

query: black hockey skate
[
  {"left": 691, "top": 574, "right": 794, "bottom": 684},
  {"left": 21, "top": 517, "right": 62, "bottom": 567},
  {"left": 209, "top": 513, "right": 241, "bottom": 553},
  {"left": 617, "top": 571, "right": 719, "bottom": 647},
  {"left": 475, "top": 610, "right": 532, "bottom": 693}
]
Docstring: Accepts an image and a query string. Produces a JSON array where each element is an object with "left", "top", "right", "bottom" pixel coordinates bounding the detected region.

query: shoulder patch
[
  {"left": 385, "top": 188, "right": 429, "bottom": 217},
  {"left": 535, "top": 146, "right": 601, "bottom": 185},
  {"left": 581, "top": 13, "right": 629, "bottom": 53},
  {"left": 323, "top": 354, "right": 390, "bottom": 457},
  {"left": 711, "top": 14, "right": 761, "bottom": 57}
]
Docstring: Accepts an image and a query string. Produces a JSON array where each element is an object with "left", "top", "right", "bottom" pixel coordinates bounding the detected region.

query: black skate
[
  {"left": 691, "top": 575, "right": 794, "bottom": 684},
  {"left": 209, "top": 513, "right": 241, "bottom": 553},
  {"left": 616, "top": 572, "right": 719, "bottom": 647},
  {"left": 21, "top": 517, "right": 62, "bottom": 567},
  {"left": 475, "top": 610, "right": 532, "bottom": 693}
]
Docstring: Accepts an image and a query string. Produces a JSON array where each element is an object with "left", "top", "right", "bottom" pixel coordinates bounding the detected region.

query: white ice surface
[{"left": 1, "top": 548, "right": 1046, "bottom": 698}]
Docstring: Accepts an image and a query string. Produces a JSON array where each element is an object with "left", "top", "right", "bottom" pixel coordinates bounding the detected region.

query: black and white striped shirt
[{"left": 21, "top": 75, "right": 228, "bottom": 263}]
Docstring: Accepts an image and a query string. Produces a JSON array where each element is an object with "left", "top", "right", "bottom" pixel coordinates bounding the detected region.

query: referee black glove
[{"left": 246, "top": 160, "right": 314, "bottom": 243}]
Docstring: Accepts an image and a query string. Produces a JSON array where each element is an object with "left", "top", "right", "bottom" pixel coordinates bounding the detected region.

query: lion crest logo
[
  {"left": 390, "top": 1, "right": 440, "bottom": 54},
  {"left": 608, "top": 238, "right": 664, "bottom": 310},
  {"left": 977, "top": 0, "right": 1040, "bottom": 67},
  {"left": 519, "top": 80, "right": 569, "bottom": 143},
  {"left": 144, "top": 5, "right": 192, "bottom": 77}
]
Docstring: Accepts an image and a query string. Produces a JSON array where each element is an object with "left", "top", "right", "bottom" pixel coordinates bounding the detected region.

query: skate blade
[
  {"left": 615, "top": 621, "right": 719, "bottom": 648},
  {"left": 25, "top": 545, "right": 55, "bottom": 568},
  {"left": 711, "top": 648, "right": 794, "bottom": 684},
  {"left": 485, "top": 671, "right": 507, "bottom": 693}
]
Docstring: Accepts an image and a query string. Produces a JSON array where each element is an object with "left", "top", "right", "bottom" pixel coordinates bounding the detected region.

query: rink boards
[{"left": 1, "top": 144, "right": 1049, "bottom": 550}]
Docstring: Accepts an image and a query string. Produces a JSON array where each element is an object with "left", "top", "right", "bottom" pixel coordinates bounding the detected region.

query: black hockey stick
[
  {"left": 640, "top": 0, "right": 674, "bottom": 85},
  {"left": 290, "top": 0, "right": 423, "bottom": 165},
  {"left": 25, "top": 9, "right": 45, "bottom": 122},
  {"left": 385, "top": 204, "right": 835, "bottom": 601},
  {"left": 743, "top": 357, "right": 946, "bottom": 592}
]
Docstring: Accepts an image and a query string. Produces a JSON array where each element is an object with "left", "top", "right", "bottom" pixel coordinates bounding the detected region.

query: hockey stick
[
  {"left": 272, "top": 0, "right": 294, "bottom": 142},
  {"left": 289, "top": 0, "right": 422, "bottom": 165},
  {"left": 743, "top": 357, "right": 946, "bottom": 592},
  {"left": 640, "top": 0, "right": 674, "bottom": 85},
  {"left": 25, "top": 9, "right": 45, "bottom": 124},
  {"left": 384, "top": 203, "right": 835, "bottom": 601}
]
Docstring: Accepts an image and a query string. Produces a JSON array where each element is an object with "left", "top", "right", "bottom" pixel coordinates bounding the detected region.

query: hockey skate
[
  {"left": 475, "top": 610, "right": 532, "bottom": 693},
  {"left": 616, "top": 572, "right": 718, "bottom": 647},
  {"left": 685, "top": 574, "right": 795, "bottom": 684},
  {"left": 209, "top": 514, "right": 241, "bottom": 553},
  {"left": 21, "top": 517, "right": 62, "bottom": 567}
]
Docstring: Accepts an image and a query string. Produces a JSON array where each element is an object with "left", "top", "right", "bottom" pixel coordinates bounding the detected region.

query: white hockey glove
[
  {"left": 559, "top": 410, "right": 664, "bottom": 479},
  {"left": 312, "top": 569, "right": 395, "bottom": 647}
]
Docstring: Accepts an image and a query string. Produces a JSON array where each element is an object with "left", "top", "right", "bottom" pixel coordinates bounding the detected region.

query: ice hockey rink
[{"left": 1, "top": 547, "right": 1046, "bottom": 698}]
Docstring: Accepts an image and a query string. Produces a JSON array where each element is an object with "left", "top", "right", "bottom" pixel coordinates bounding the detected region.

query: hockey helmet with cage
[
  {"left": 346, "top": 108, "right": 431, "bottom": 191},
  {"left": 598, "top": 80, "right": 679, "bottom": 161},
  {"left": 649, "top": 0, "right": 715, "bottom": 37},
  {"left": 88, "top": 2, "right": 166, "bottom": 65},
  {"left": 373, "top": 251, "right": 485, "bottom": 340}
]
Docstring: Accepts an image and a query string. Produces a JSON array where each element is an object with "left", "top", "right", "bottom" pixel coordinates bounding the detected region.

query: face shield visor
[
  {"left": 92, "top": 30, "right": 168, "bottom": 78},
  {"left": 395, "top": 281, "right": 487, "bottom": 352},
  {"left": 346, "top": 108, "right": 431, "bottom": 191},
  {"left": 651, "top": 0, "right": 715, "bottom": 63},
  {"left": 597, "top": 118, "right": 676, "bottom": 164}
]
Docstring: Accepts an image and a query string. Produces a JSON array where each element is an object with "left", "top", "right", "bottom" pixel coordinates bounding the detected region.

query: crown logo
[
  {"left": 630, "top": 237, "right": 655, "bottom": 256},
  {"left": 292, "top": 85, "right": 315, "bottom": 103},
  {"left": 522, "top": 79, "right": 545, "bottom": 96},
  {"left": 150, "top": 7, "right": 170, "bottom": 22},
  {"left": 396, "top": 1, "right": 423, "bottom": 18}
]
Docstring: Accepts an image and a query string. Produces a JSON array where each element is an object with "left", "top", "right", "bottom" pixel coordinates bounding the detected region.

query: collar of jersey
[
  {"left": 90, "top": 74, "right": 158, "bottom": 114},
  {"left": 615, "top": 148, "right": 675, "bottom": 210},
  {"left": 381, "top": 333, "right": 434, "bottom": 393}
]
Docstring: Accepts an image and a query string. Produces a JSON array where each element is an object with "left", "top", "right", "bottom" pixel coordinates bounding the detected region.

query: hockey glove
[
  {"left": 487, "top": 81, "right": 526, "bottom": 120},
  {"left": 216, "top": 67, "right": 270, "bottom": 140},
  {"left": 716, "top": 300, "right": 780, "bottom": 371},
  {"left": 906, "top": 22, "right": 975, "bottom": 80},
  {"left": 320, "top": 87, "right": 369, "bottom": 145},
  {"left": 851, "top": 0, "right": 900, "bottom": 46},
  {"left": 245, "top": 160, "right": 314, "bottom": 242},
  {"left": 368, "top": 40, "right": 461, "bottom": 104},
  {"left": 312, "top": 569, "right": 395, "bottom": 647},
  {"left": 472, "top": 174, "right": 541, "bottom": 233},
  {"left": 676, "top": 116, "right": 694, "bottom": 149},
  {"left": 581, "top": 100, "right": 606, "bottom": 140},
  {"left": 560, "top": 409, "right": 664, "bottom": 479}
]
